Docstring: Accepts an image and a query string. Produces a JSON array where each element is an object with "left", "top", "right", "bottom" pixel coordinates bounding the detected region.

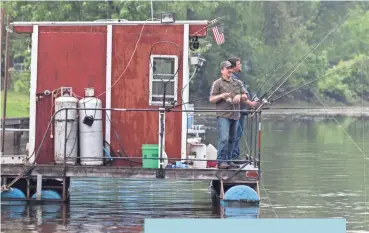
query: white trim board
[
  {"left": 181, "top": 24, "right": 190, "bottom": 160},
  {"left": 28, "top": 25, "right": 39, "bottom": 164},
  {"left": 105, "top": 25, "right": 112, "bottom": 151},
  {"left": 11, "top": 20, "right": 208, "bottom": 27}
]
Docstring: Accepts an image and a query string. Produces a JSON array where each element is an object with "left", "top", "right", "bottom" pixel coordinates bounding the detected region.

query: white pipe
[{"left": 0, "top": 128, "right": 29, "bottom": 132}]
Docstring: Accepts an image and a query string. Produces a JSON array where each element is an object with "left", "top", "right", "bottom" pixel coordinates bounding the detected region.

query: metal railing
[
  {"left": 56, "top": 107, "right": 261, "bottom": 171},
  {"left": 2, "top": 106, "right": 263, "bottom": 189}
]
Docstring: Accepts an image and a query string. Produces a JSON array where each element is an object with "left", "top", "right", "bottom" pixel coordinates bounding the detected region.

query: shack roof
[
  {"left": 11, "top": 20, "right": 209, "bottom": 36},
  {"left": 11, "top": 20, "right": 209, "bottom": 26}
]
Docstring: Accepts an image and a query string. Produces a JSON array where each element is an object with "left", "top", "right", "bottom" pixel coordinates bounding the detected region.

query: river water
[{"left": 1, "top": 114, "right": 369, "bottom": 233}]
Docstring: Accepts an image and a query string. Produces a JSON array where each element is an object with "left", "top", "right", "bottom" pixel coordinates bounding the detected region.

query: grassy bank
[{"left": 0, "top": 91, "right": 29, "bottom": 117}]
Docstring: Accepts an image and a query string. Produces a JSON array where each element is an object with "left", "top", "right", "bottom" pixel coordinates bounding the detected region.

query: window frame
[{"left": 149, "top": 54, "right": 179, "bottom": 106}]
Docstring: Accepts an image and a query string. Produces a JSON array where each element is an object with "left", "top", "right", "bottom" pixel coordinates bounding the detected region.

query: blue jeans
[
  {"left": 232, "top": 114, "right": 247, "bottom": 159},
  {"left": 217, "top": 117, "right": 238, "bottom": 163}
]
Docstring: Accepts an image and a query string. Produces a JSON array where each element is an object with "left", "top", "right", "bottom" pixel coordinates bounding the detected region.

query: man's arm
[
  {"left": 210, "top": 93, "right": 228, "bottom": 103},
  {"left": 239, "top": 80, "right": 249, "bottom": 101},
  {"left": 209, "top": 80, "right": 228, "bottom": 103}
]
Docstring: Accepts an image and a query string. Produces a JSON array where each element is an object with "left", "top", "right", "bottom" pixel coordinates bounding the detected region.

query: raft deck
[{"left": 1, "top": 164, "right": 260, "bottom": 183}]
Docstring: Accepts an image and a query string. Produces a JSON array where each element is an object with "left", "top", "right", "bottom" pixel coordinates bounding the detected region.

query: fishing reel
[{"left": 249, "top": 98, "right": 271, "bottom": 117}]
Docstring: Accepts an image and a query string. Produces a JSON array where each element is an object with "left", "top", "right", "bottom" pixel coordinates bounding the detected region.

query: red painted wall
[
  {"left": 35, "top": 26, "right": 107, "bottom": 164},
  {"left": 110, "top": 25, "right": 184, "bottom": 166},
  {"left": 13, "top": 23, "right": 207, "bottom": 165}
]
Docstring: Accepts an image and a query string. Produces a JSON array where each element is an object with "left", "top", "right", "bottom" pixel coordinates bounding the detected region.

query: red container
[{"left": 207, "top": 161, "right": 217, "bottom": 168}]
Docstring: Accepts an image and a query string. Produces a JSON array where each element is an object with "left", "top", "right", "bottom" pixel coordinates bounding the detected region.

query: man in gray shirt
[{"left": 209, "top": 61, "right": 249, "bottom": 169}]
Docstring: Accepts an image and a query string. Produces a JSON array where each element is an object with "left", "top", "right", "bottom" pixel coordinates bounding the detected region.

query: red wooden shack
[{"left": 12, "top": 19, "right": 208, "bottom": 166}]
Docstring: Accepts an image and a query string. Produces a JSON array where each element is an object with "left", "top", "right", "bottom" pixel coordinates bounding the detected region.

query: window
[{"left": 149, "top": 55, "right": 178, "bottom": 106}]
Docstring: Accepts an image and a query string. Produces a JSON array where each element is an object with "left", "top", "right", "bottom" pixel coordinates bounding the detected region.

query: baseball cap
[{"left": 220, "top": 61, "right": 232, "bottom": 70}]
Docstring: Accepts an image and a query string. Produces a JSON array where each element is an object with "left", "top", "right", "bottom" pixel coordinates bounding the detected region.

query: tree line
[{"left": 2, "top": 1, "right": 369, "bottom": 106}]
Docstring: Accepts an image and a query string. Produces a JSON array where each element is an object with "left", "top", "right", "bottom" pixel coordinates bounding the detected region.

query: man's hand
[
  {"left": 222, "top": 92, "right": 232, "bottom": 100},
  {"left": 232, "top": 94, "right": 241, "bottom": 104},
  {"left": 247, "top": 100, "right": 258, "bottom": 109}
]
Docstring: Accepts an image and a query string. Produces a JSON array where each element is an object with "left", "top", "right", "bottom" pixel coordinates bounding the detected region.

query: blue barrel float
[
  {"left": 1, "top": 187, "right": 26, "bottom": 199},
  {"left": 1, "top": 188, "right": 27, "bottom": 218},
  {"left": 224, "top": 185, "right": 260, "bottom": 202},
  {"left": 221, "top": 185, "right": 260, "bottom": 218},
  {"left": 31, "top": 190, "right": 62, "bottom": 200}
]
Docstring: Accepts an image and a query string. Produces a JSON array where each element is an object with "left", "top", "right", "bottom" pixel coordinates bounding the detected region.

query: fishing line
[
  {"left": 261, "top": 181, "right": 279, "bottom": 218},
  {"left": 360, "top": 59, "right": 368, "bottom": 230},
  {"left": 269, "top": 59, "right": 366, "bottom": 103},
  {"left": 253, "top": 44, "right": 297, "bottom": 99},
  {"left": 297, "top": 75, "right": 368, "bottom": 159},
  {"left": 259, "top": 12, "right": 351, "bottom": 102},
  {"left": 249, "top": 11, "right": 353, "bottom": 118}
]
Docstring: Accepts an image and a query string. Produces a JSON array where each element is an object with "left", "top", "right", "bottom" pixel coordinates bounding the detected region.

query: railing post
[
  {"left": 257, "top": 111, "right": 262, "bottom": 172},
  {"left": 253, "top": 111, "right": 258, "bottom": 166},
  {"left": 63, "top": 109, "right": 68, "bottom": 172},
  {"left": 157, "top": 107, "right": 165, "bottom": 178},
  {"left": 36, "top": 174, "right": 42, "bottom": 200},
  {"left": 247, "top": 111, "right": 252, "bottom": 160}
]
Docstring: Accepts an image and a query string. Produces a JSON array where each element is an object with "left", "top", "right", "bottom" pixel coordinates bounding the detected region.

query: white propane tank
[
  {"left": 78, "top": 88, "right": 104, "bottom": 166},
  {"left": 54, "top": 91, "right": 79, "bottom": 165}
]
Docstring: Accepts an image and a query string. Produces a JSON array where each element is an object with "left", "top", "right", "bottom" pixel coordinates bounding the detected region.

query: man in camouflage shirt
[{"left": 209, "top": 61, "right": 249, "bottom": 169}]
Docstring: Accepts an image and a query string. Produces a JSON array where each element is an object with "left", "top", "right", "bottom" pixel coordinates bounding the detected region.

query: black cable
[{"left": 105, "top": 112, "right": 142, "bottom": 166}]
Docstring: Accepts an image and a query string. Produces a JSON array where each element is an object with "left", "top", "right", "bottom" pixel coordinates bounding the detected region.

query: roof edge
[{"left": 11, "top": 20, "right": 209, "bottom": 27}]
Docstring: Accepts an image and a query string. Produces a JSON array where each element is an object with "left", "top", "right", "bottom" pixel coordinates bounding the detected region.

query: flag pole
[{"left": 150, "top": 0, "right": 154, "bottom": 21}]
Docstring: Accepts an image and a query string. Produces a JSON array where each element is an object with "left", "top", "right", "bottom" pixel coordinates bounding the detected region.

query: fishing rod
[
  {"left": 249, "top": 11, "right": 351, "bottom": 117},
  {"left": 253, "top": 44, "right": 297, "bottom": 99}
]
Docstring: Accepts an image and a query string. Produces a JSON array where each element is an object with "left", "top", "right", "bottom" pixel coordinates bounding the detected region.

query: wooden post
[
  {"left": 26, "top": 178, "right": 30, "bottom": 200},
  {"left": 36, "top": 174, "right": 42, "bottom": 200},
  {"left": 1, "top": 12, "right": 10, "bottom": 154},
  {"left": 219, "top": 179, "right": 224, "bottom": 200},
  {"left": 62, "top": 178, "right": 67, "bottom": 201}
]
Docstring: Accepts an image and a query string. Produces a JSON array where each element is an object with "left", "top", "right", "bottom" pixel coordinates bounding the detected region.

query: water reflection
[
  {"left": 214, "top": 201, "right": 260, "bottom": 219},
  {"left": 1, "top": 194, "right": 260, "bottom": 233}
]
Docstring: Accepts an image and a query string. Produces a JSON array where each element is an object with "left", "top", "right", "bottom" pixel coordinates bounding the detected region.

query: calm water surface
[{"left": 1, "top": 115, "right": 369, "bottom": 233}]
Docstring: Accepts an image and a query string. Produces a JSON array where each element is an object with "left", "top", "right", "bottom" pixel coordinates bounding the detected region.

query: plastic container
[
  {"left": 189, "top": 143, "right": 207, "bottom": 169},
  {"left": 142, "top": 144, "right": 159, "bottom": 168},
  {"left": 141, "top": 144, "right": 168, "bottom": 168},
  {"left": 187, "top": 114, "right": 194, "bottom": 129},
  {"left": 206, "top": 144, "right": 218, "bottom": 168}
]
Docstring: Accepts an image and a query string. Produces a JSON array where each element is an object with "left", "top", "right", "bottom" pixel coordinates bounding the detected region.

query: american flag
[{"left": 212, "top": 25, "right": 224, "bottom": 45}]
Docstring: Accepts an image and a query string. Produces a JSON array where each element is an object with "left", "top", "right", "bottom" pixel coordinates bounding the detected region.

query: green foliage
[
  {"left": 0, "top": 91, "right": 29, "bottom": 117},
  {"left": 2, "top": 1, "right": 369, "bottom": 108}
]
